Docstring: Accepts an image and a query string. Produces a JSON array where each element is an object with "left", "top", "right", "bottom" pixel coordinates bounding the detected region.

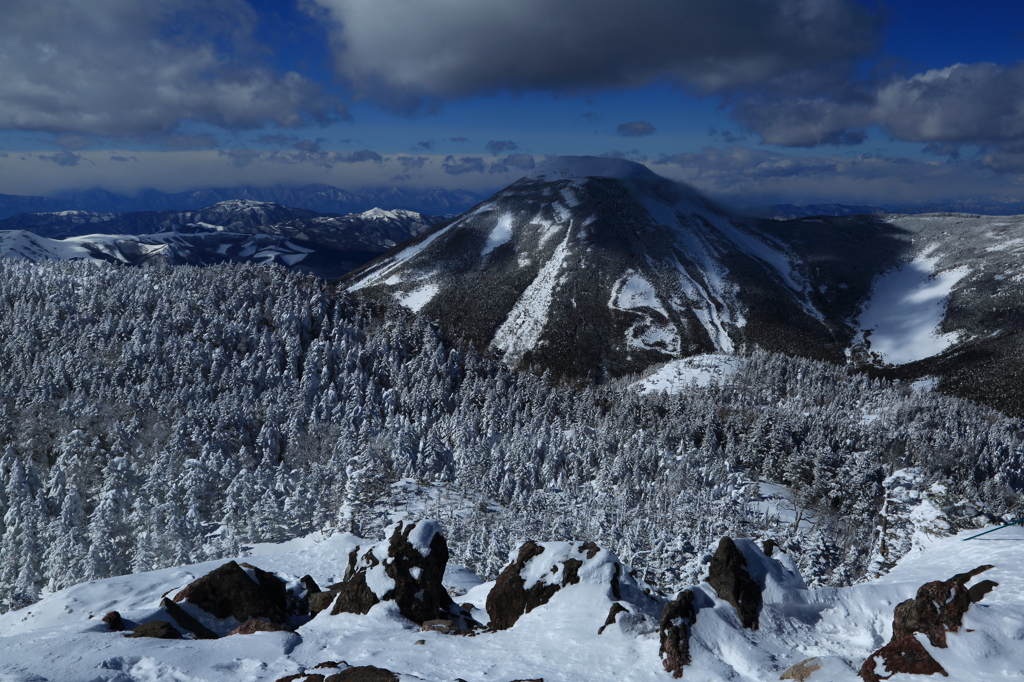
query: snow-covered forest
[{"left": 1, "top": 260, "right": 1022, "bottom": 614}]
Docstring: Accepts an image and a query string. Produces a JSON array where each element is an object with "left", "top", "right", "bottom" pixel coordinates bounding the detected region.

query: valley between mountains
[{"left": 0, "top": 157, "right": 1023, "bottom": 681}]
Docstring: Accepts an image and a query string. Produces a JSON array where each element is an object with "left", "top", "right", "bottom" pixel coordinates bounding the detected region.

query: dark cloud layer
[
  {"left": 311, "top": 0, "right": 879, "bottom": 99},
  {"left": 489, "top": 154, "right": 536, "bottom": 174},
  {"left": 0, "top": 0, "right": 345, "bottom": 136},
  {"left": 443, "top": 155, "right": 485, "bottom": 175},
  {"left": 616, "top": 121, "right": 656, "bottom": 137},
  {"left": 485, "top": 140, "right": 519, "bottom": 154},
  {"left": 732, "top": 63, "right": 1024, "bottom": 157}
]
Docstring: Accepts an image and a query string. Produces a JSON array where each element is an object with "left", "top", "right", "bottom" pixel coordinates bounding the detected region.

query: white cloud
[{"left": 0, "top": 0, "right": 344, "bottom": 136}]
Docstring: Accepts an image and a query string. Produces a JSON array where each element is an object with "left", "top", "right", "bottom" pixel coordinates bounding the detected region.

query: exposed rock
[
  {"left": 487, "top": 542, "right": 559, "bottom": 631},
  {"left": 659, "top": 590, "right": 697, "bottom": 678},
  {"left": 310, "top": 589, "right": 340, "bottom": 616},
  {"left": 707, "top": 537, "right": 762, "bottom": 630},
  {"left": 102, "top": 611, "right": 124, "bottom": 632},
  {"left": 762, "top": 539, "right": 777, "bottom": 557},
  {"left": 161, "top": 597, "right": 219, "bottom": 639},
  {"left": 228, "top": 618, "right": 291, "bottom": 635},
  {"left": 486, "top": 539, "right": 659, "bottom": 632},
  {"left": 421, "top": 619, "right": 458, "bottom": 634},
  {"left": 780, "top": 658, "right": 822, "bottom": 681},
  {"left": 328, "top": 520, "right": 472, "bottom": 628},
  {"left": 301, "top": 575, "right": 321, "bottom": 594},
  {"left": 173, "top": 560, "right": 288, "bottom": 625},
  {"left": 859, "top": 565, "right": 994, "bottom": 681},
  {"left": 126, "top": 620, "right": 181, "bottom": 639},
  {"left": 598, "top": 603, "right": 628, "bottom": 635},
  {"left": 969, "top": 579, "right": 998, "bottom": 602},
  {"left": 414, "top": 639, "right": 425, "bottom": 645},
  {"left": 859, "top": 635, "right": 948, "bottom": 681},
  {"left": 323, "top": 665, "right": 399, "bottom": 682}
]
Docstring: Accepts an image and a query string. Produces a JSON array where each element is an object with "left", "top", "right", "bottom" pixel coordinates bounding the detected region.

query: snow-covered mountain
[
  {"left": 0, "top": 228, "right": 343, "bottom": 274},
  {"left": 0, "top": 184, "right": 483, "bottom": 221},
  {"left": 341, "top": 157, "right": 1024, "bottom": 415},
  {"left": 0, "top": 201, "right": 445, "bottom": 279},
  {"left": 344, "top": 157, "right": 844, "bottom": 379}
]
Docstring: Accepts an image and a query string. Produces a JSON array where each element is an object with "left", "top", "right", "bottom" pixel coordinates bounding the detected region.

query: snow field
[
  {"left": 858, "top": 250, "right": 969, "bottom": 365},
  {"left": 4, "top": 524, "right": 1024, "bottom": 681}
]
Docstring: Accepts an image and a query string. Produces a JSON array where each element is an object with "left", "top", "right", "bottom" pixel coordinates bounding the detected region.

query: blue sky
[{"left": 2, "top": 0, "right": 1023, "bottom": 209}]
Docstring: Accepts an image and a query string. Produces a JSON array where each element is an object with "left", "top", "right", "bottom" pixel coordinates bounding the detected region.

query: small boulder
[
  {"left": 707, "top": 537, "right": 762, "bottom": 630},
  {"left": 161, "top": 597, "right": 218, "bottom": 639},
  {"left": 781, "top": 658, "right": 822, "bottom": 681},
  {"left": 102, "top": 611, "right": 125, "bottom": 632},
  {"left": 659, "top": 590, "right": 697, "bottom": 678},
  {"left": 173, "top": 560, "right": 288, "bottom": 626},
  {"left": 323, "top": 665, "right": 399, "bottom": 682},
  {"left": 859, "top": 565, "right": 995, "bottom": 681},
  {"left": 228, "top": 618, "right": 290, "bottom": 635},
  {"left": 126, "top": 620, "right": 181, "bottom": 639},
  {"left": 421, "top": 619, "right": 458, "bottom": 634}
]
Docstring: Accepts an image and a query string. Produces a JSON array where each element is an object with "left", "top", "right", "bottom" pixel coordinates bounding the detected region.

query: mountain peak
[{"left": 525, "top": 155, "right": 657, "bottom": 182}]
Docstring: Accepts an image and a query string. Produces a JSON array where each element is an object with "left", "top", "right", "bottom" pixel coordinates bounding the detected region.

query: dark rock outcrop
[
  {"left": 324, "top": 666, "right": 399, "bottom": 682},
  {"left": 598, "top": 603, "right": 628, "bottom": 635},
  {"left": 659, "top": 590, "right": 697, "bottom": 678},
  {"left": 228, "top": 618, "right": 290, "bottom": 635},
  {"left": 328, "top": 520, "right": 471, "bottom": 628},
  {"left": 173, "top": 560, "right": 288, "bottom": 625},
  {"left": 126, "top": 620, "right": 182, "bottom": 639},
  {"left": 102, "top": 611, "right": 124, "bottom": 632},
  {"left": 161, "top": 597, "right": 219, "bottom": 639},
  {"left": 487, "top": 541, "right": 562, "bottom": 631},
  {"left": 859, "top": 565, "right": 996, "bottom": 681},
  {"left": 706, "top": 537, "right": 762, "bottom": 630}
]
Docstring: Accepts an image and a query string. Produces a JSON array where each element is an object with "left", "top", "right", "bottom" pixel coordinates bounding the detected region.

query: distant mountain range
[
  {"left": 342, "top": 156, "right": 1024, "bottom": 417},
  {"left": 0, "top": 184, "right": 483, "bottom": 221},
  {"left": 745, "top": 201, "right": 1024, "bottom": 219},
  {"left": 0, "top": 200, "right": 445, "bottom": 279}
]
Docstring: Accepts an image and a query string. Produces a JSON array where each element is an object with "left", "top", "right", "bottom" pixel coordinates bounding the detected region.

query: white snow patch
[
  {"left": 634, "top": 355, "right": 738, "bottom": 393},
  {"left": 398, "top": 283, "right": 439, "bottom": 313},
  {"left": 858, "top": 252, "right": 969, "bottom": 364},
  {"left": 609, "top": 271, "right": 668, "bottom": 317},
  {"left": 482, "top": 213, "right": 514, "bottom": 256},
  {"left": 491, "top": 230, "right": 572, "bottom": 364},
  {"left": 348, "top": 223, "right": 455, "bottom": 292}
]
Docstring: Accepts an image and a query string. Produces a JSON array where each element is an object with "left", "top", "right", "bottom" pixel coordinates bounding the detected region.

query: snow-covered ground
[
  {"left": 634, "top": 354, "right": 738, "bottom": 392},
  {"left": 857, "top": 249, "right": 968, "bottom": 364},
  {"left": 4, "top": 520, "right": 1023, "bottom": 682}
]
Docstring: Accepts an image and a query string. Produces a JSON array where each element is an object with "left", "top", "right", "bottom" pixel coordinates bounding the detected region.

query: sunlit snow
[{"left": 858, "top": 251, "right": 968, "bottom": 364}]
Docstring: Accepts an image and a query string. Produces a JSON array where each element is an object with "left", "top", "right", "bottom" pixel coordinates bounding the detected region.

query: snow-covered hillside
[
  {"left": 2, "top": 521, "right": 1022, "bottom": 682},
  {"left": 344, "top": 156, "right": 837, "bottom": 379}
]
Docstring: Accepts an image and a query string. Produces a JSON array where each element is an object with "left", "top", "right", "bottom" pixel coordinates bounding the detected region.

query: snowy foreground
[{"left": 2, "top": 524, "right": 1024, "bottom": 682}]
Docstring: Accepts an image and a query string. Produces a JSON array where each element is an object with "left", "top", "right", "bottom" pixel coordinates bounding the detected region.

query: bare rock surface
[
  {"left": 859, "top": 564, "right": 996, "bottom": 681},
  {"left": 173, "top": 560, "right": 288, "bottom": 625},
  {"left": 327, "top": 520, "right": 473, "bottom": 628},
  {"left": 485, "top": 539, "right": 659, "bottom": 632},
  {"left": 659, "top": 590, "right": 697, "bottom": 678},
  {"left": 126, "top": 619, "right": 181, "bottom": 639},
  {"left": 706, "top": 536, "right": 762, "bottom": 630}
]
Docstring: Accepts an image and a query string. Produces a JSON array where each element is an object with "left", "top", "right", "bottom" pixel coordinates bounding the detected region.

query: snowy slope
[
  {"left": 2, "top": 524, "right": 1023, "bottom": 682},
  {"left": 343, "top": 157, "right": 838, "bottom": 379}
]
